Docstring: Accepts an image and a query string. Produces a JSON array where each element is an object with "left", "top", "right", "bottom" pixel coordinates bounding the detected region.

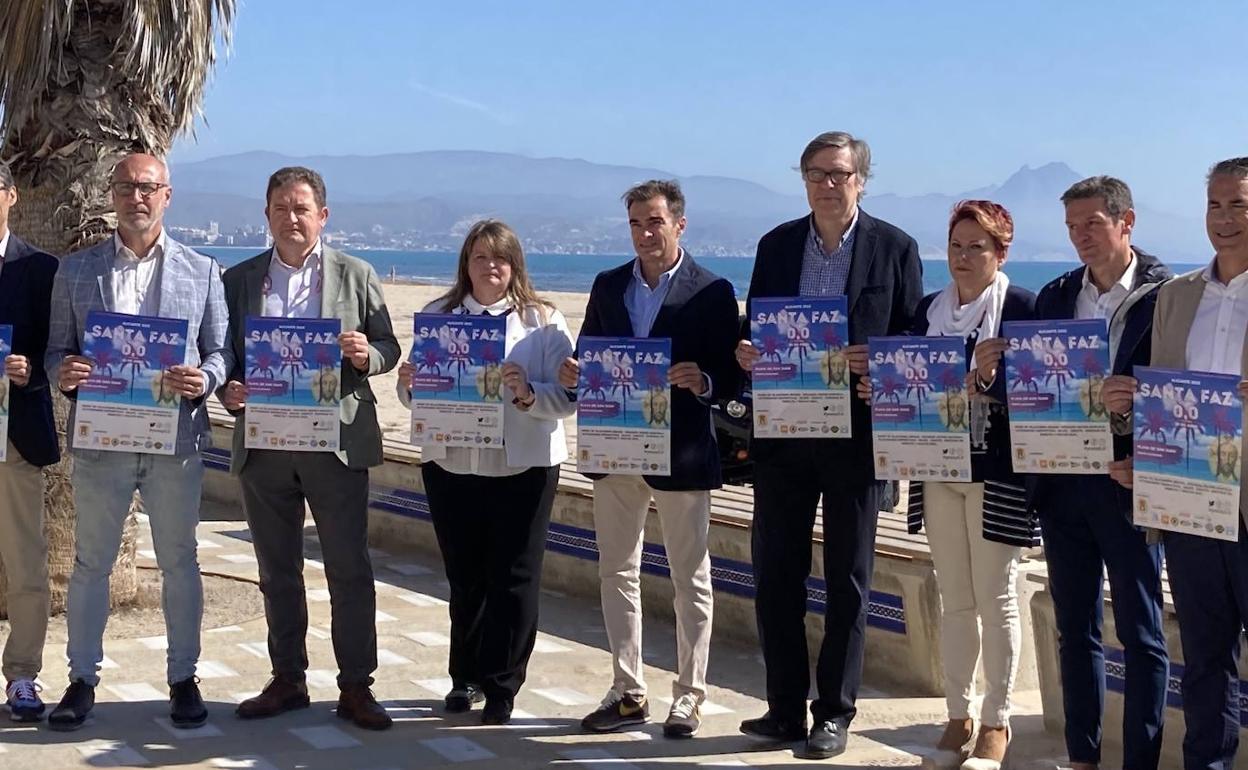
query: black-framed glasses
[
  {"left": 111, "top": 181, "right": 168, "bottom": 198},
  {"left": 802, "top": 168, "right": 856, "bottom": 185}
]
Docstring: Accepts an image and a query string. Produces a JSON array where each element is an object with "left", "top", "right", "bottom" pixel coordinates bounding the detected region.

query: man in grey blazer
[
  {"left": 218, "top": 167, "right": 400, "bottom": 730},
  {"left": 44, "top": 153, "right": 229, "bottom": 731}
]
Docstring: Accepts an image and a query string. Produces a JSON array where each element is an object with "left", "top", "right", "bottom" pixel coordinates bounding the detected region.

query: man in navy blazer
[
  {"left": 1030, "top": 176, "right": 1171, "bottom": 770},
  {"left": 0, "top": 161, "right": 59, "bottom": 723},
  {"left": 559, "top": 180, "right": 740, "bottom": 738},
  {"left": 736, "top": 132, "right": 922, "bottom": 759}
]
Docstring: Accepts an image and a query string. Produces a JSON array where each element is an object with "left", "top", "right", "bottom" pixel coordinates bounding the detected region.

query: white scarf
[{"left": 925, "top": 272, "right": 1010, "bottom": 370}]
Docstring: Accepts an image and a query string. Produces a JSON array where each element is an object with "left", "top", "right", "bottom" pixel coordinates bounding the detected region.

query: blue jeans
[{"left": 66, "top": 450, "right": 204, "bottom": 687}]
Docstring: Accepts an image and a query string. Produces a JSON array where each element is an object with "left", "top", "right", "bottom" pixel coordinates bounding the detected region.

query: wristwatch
[{"left": 512, "top": 389, "right": 536, "bottom": 408}]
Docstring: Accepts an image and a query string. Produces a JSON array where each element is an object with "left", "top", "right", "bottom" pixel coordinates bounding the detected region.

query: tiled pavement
[{"left": 0, "top": 503, "right": 1079, "bottom": 769}]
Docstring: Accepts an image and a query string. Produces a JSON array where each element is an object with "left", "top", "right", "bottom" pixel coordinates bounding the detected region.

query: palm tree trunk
[
  {"left": 0, "top": 176, "right": 139, "bottom": 618},
  {"left": 0, "top": 0, "right": 237, "bottom": 619}
]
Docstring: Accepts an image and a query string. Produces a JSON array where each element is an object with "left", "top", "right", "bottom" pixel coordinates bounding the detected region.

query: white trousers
[
  {"left": 592, "top": 474, "right": 712, "bottom": 701},
  {"left": 924, "top": 481, "right": 1022, "bottom": 726}
]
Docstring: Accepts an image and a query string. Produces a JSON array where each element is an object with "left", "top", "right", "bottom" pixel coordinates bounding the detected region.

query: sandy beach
[{"left": 374, "top": 281, "right": 592, "bottom": 443}]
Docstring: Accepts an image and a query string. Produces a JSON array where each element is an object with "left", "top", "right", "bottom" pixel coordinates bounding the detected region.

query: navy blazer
[
  {"left": 1028, "top": 248, "right": 1173, "bottom": 513},
  {"left": 743, "top": 210, "right": 923, "bottom": 484},
  {"left": 577, "top": 254, "right": 741, "bottom": 491},
  {"left": 912, "top": 284, "right": 1036, "bottom": 483},
  {"left": 0, "top": 234, "right": 60, "bottom": 466}
]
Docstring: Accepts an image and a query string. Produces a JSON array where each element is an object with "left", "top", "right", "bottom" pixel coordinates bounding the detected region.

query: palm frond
[{"left": 0, "top": 0, "right": 236, "bottom": 143}]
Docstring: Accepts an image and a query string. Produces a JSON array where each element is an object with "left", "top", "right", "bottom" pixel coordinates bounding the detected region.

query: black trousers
[
  {"left": 751, "top": 448, "right": 883, "bottom": 727},
  {"left": 1165, "top": 527, "right": 1248, "bottom": 770},
  {"left": 239, "top": 450, "right": 378, "bottom": 687},
  {"left": 421, "top": 461, "right": 560, "bottom": 702}
]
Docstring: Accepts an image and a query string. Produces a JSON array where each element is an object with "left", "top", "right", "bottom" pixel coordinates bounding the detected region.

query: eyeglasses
[
  {"left": 802, "top": 168, "right": 856, "bottom": 185},
  {"left": 111, "top": 181, "right": 168, "bottom": 198}
]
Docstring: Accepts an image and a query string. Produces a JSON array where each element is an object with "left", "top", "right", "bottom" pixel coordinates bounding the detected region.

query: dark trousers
[
  {"left": 751, "top": 450, "right": 883, "bottom": 727},
  {"left": 1165, "top": 527, "right": 1248, "bottom": 770},
  {"left": 239, "top": 450, "right": 378, "bottom": 687},
  {"left": 1039, "top": 477, "right": 1167, "bottom": 770},
  {"left": 421, "top": 461, "right": 560, "bottom": 702}
]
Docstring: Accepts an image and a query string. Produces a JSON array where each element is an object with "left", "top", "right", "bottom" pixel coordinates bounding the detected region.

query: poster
[
  {"left": 73, "top": 311, "right": 188, "bottom": 455},
  {"left": 408, "top": 312, "right": 507, "bottom": 447},
  {"left": 244, "top": 317, "right": 343, "bottom": 451},
  {"left": 1133, "top": 367, "right": 1241, "bottom": 541},
  {"left": 576, "top": 337, "right": 672, "bottom": 476},
  {"left": 749, "top": 296, "right": 851, "bottom": 438},
  {"left": 1003, "top": 319, "right": 1113, "bottom": 474},
  {"left": 868, "top": 335, "right": 972, "bottom": 481}
]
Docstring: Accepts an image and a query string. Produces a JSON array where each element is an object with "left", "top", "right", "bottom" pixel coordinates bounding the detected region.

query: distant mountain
[
  {"left": 867, "top": 162, "right": 1204, "bottom": 262},
  {"left": 168, "top": 151, "right": 1206, "bottom": 261}
]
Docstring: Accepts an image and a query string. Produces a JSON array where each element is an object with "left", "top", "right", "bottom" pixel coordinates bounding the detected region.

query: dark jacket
[
  {"left": 1027, "top": 248, "right": 1173, "bottom": 515},
  {"left": 743, "top": 210, "right": 923, "bottom": 484},
  {"left": 0, "top": 234, "right": 60, "bottom": 466},
  {"left": 576, "top": 254, "right": 741, "bottom": 491},
  {"left": 911, "top": 284, "right": 1036, "bottom": 483},
  {"left": 907, "top": 284, "right": 1041, "bottom": 547}
]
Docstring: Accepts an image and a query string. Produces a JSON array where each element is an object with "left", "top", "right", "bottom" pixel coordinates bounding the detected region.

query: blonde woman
[{"left": 398, "top": 220, "right": 574, "bottom": 725}]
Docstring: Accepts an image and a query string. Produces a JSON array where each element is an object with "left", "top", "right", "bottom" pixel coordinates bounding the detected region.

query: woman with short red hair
[{"left": 858, "top": 200, "right": 1037, "bottom": 769}]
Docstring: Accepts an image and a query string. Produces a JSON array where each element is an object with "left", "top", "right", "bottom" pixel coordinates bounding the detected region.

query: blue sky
[{"left": 175, "top": 0, "right": 1246, "bottom": 215}]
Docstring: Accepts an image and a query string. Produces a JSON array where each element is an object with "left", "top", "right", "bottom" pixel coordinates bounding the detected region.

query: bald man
[{"left": 44, "top": 153, "right": 229, "bottom": 731}]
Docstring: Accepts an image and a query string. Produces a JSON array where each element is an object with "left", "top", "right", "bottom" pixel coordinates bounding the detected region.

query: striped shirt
[
  {"left": 799, "top": 210, "right": 858, "bottom": 297},
  {"left": 907, "top": 479, "right": 1040, "bottom": 548}
]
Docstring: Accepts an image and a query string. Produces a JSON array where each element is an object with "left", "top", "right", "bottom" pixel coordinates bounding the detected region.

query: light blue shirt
[
  {"left": 799, "top": 208, "right": 858, "bottom": 297},
  {"left": 624, "top": 249, "right": 713, "bottom": 399},
  {"left": 626, "top": 250, "right": 684, "bottom": 337}
]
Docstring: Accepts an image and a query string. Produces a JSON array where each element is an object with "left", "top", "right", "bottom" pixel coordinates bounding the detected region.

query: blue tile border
[
  {"left": 203, "top": 446, "right": 231, "bottom": 473},
  {"left": 1105, "top": 647, "right": 1248, "bottom": 727},
  {"left": 201, "top": 440, "right": 909, "bottom": 637},
  {"left": 367, "top": 481, "right": 907, "bottom": 636}
]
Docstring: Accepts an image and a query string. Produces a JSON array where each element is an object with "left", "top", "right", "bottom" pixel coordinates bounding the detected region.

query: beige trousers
[
  {"left": 923, "top": 480, "right": 1022, "bottom": 727},
  {"left": 592, "top": 474, "right": 712, "bottom": 701},
  {"left": 0, "top": 441, "right": 49, "bottom": 681}
]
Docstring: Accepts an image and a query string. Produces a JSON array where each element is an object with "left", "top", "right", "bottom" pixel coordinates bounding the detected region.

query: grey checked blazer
[{"left": 45, "top": 234, "right": 230, "bottom": 456}]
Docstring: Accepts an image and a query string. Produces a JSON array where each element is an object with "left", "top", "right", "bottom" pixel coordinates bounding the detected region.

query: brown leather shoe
[
  {"left": 336, "top": 683, "right": 392, "bottom": 730},
  {"left": 235, "top": 676, "right": 310, "bottom": 720}
]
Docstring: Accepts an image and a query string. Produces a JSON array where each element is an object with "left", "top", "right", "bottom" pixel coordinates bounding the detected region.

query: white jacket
[{"left": 398, "top": 297, "right": 575, "bottom": 472}]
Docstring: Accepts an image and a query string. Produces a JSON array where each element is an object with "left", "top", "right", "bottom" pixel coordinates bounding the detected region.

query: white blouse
[{"left": 398, "top": 295, "right": 575, "bottom": 477}]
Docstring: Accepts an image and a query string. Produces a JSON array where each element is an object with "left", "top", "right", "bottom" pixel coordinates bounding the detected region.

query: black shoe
[
  {"left": 580, "top": 691, "right": 649, "bottom": 733},
  {"left": 444, "top": 684, "right": 485, "bottom": 713},
  {"left": 170, "top": 677, "right": 208, "bottom": 729},
  {"left": 48, "top": 680, "right": 95, "bottom": 732},
  {"left": 804, "top": 721, "right": 848, "bottom": 759},
  {"left": 739, "top": 711, "right": 807, "bottom": 742},
  {"left": 481, "top": 698, "right": 513, "bottom": 725}
]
